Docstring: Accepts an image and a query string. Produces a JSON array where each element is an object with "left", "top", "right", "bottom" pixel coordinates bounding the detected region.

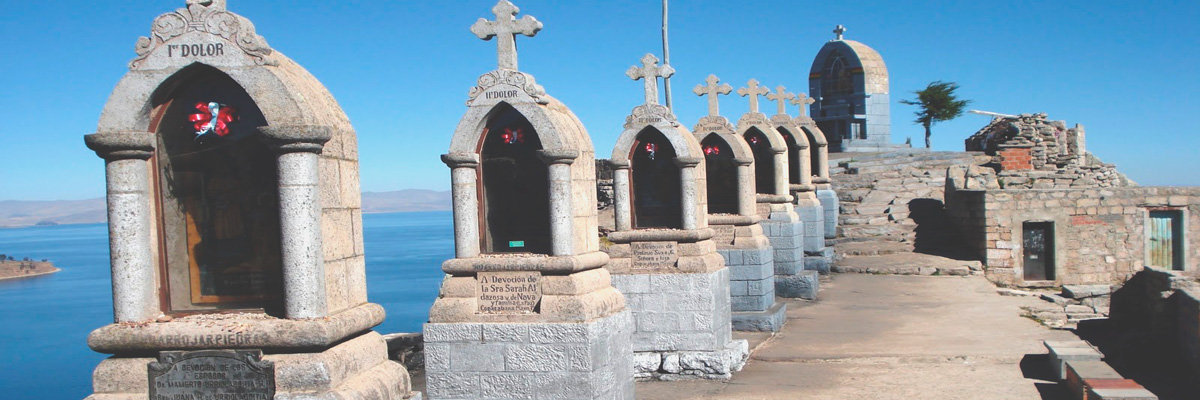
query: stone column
[
  {"left": 735, "top": 157, "right": 756, "bottom": 217},
  {"left": 260, "top": 125, "right": 331, "bottom": 320},
  {"left": 816, "top": 144, "right": 831, "bottom": 182},
  {"left": 442, "top": 153, "right": 481, "bottom": 258},
  {"left": 613, "top": 163, "right": 632, "bottom": 231},
  {"left": 773, "top": 149, "right": 789, "bottom": 196},
  {"left": 539, "top": 149, "right": 579, "bottom": 256},
  {"left": 85, "top": 131, "right": 158, "bottom": 323},
  {"left": 675, "top": 156, "right": 702, "bottom": 230}
]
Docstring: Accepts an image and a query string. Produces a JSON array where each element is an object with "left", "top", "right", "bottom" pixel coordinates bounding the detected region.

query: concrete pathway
[{"left": 637, "top": 274, "right": 1077, "bottom": 399}]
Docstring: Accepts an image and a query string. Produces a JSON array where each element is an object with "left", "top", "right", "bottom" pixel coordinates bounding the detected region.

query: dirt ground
[{"left": 637, "top": 274, "right": 1079, "bottom": 400}]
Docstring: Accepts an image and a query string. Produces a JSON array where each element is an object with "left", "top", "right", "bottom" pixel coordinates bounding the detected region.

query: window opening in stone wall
[
  {"left": 1022, "top": 221, "right": 1056, "bottom": 281},
  {"left": 745, "top": 128, "right": 776, "bottom": 195},
  {"left": 631, "top": 127, "right": 682, "bottom": 229},
  {"left": 801, "top": 127, "right": 821, "bottom": 178},
  {"left": 825, "top": 55, "right": 853, "bottom": 96},
  {"left": 1148, "top": 210, "right": 1184, "bottom": 271},
  {"left": 479, "top": 103, "right": 551, "bottom": 255},
  {"left": 150, "top": 64, "right": 281, "bottom": 314},
  {"left": 701, "top": 135, "right": 738, "bottom": 214},
  {"left": 780, "top": 129, "right": 802, "bottom": 185}
]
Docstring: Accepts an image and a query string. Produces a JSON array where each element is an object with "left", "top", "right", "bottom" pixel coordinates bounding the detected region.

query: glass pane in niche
[{"left": 152, "top": 65, "right": 281, "bottom": 313}]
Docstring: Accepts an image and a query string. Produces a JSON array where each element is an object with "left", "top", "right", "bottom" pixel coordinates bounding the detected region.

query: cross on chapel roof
[
  {"left": 789, "top": 92, "right": 816, "bottom": 117},
  {"left": 693, "top": 74, "right": 733, "bottom": 117},
  {"left": 766, "top": 85, "right": 796, "bottom": 117},
  {"left": 833, "top": 24, "right": 846, "bottom": 41},
  {"left": 626, "top": 53, "right": 675, "bottom": 106},
  {"left": 737, "top": 79, "right": 770, "bottom": 114},
  {"left": 471, "top": 0, "right": 542, "bottom": 71}
]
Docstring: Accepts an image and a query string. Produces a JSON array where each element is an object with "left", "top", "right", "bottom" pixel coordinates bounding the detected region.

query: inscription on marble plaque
[
  {"left": 477, "top": 271, "right": 542, "bottom": 314},
  {"left": 632, "top": 241, "right": 679, "bottom": 269},
  {"left": 148, "top": 349, "right": 274, "bottom": 400}
]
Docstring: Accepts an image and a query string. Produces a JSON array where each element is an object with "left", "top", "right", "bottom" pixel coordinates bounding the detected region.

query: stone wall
[
  {"left": 596, "top": 159, "right": 614, "bottom": 210},
  {"left": 964, "top": 113, "right": 1130, "bottom": 189},
  {"left": 947, "top": 174, "right": 1200, "bottom": 286}
]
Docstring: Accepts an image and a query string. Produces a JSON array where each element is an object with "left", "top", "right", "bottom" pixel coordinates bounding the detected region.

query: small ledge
[
  {"left": 708, "top": 214, "right": 760, "bottom": 226},
  {"left": 441, "top": 251, "right": 609, "bottom": 274},
  {"left": 756, "top": 193, "right": 793, "bottom": 204},
  {"left": 608, "top": 228, "right": 715, "bottom": 244},
  {"left": 88, "top": 303, "right": 385, "bottom": 353}
]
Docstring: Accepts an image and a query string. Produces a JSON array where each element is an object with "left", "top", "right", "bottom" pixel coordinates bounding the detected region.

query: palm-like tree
[{"left": 901, "top": 81, "right": 971, "bottom": 148}]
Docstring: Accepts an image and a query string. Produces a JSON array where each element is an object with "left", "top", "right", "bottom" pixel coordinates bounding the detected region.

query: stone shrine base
[
  {"left": 760, "top": 219, "right": 815, "bottom": 299},
  {"left": 718, "top": 246, "right": 787, "bottom": 332},
  {"left": 422, "top": 310, "right": 634, "bottom": 400},
  {"left": 816, "top": 189, "right": 839, "bottom": 239},
  {"left": 612, "top": 269, "right": 733, "bottom": 352},
  {"left": 633, "top": 339, "right": 750, "bottom": 381},
  {"left": 87, "top": 331, "right": 417, "bottom": 400}
]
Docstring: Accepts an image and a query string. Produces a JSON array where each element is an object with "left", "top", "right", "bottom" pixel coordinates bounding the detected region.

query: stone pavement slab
[{"left": 637, "top": 274, "right": 1078, "bottom": 399}]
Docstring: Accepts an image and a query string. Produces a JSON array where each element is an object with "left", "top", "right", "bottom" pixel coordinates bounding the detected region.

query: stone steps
[
  {"left": 833, "top": 241, "right": 913, "bottom": 257},
  {"left": 832, "top": 253, "right": 983, "bottom": 276}
]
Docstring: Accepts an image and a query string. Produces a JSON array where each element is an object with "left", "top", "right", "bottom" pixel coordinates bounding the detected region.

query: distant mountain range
[{"left": 0, "top": 190, "right": 451, "bottom": 228}]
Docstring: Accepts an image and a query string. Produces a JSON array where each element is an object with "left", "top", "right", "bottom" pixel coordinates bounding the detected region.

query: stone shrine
[
  {"left": 691, "top": 75, "right": 787, "bottom": 332},
  {"left": 606, "top": 55, "right": 749, "bottom": 379},
  {"left": 809, "top": 25, "right": 902, "bottom": 152},
  {"left": 735, "top": 80, "right": 817, "bottom": 299},
  {"left": 792, "top": 95, "right": 839, "bottom": 240},
  {"left": 425, "top": 1, "right": 634, "bottom": 398},
  {"left": 82, "top": 1, "right": 416, "bottom": 398},
  {"left": 768, "top": 87, "right": 833, "bottom": 273}
]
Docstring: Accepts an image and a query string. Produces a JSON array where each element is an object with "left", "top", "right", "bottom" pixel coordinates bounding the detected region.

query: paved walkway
[{"left": 638, "top": 274, "right": 1077, "bottom": 399}]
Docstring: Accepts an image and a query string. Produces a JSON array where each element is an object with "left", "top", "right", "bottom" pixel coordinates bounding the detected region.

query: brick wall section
[
  {"left": 998, "top": 147, "right": 1033, "bottom": 171},
  {"left": 947, "top": 185, "right": 1200, "bottom": 286}
]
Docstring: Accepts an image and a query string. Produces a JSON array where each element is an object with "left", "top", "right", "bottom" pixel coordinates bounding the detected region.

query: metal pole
[{"left": 662, "top": 0, "right": 673, "bottom": 111}]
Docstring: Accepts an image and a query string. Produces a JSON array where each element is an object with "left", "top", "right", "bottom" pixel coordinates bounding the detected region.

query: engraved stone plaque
[
  {"left": 632, "top": 241, "right": 679, "bottom": 269},
  {"left": 713, "top": 225, "right": 736, "bottom": 246},
  {"left": 477, "top": 271, "right": 542, "bottom": 314},
  {"left": 148, "top": 349, "right": 275, "bottom": 400}
]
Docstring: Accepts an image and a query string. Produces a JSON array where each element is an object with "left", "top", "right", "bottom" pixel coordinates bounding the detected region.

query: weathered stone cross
[
  {"left": 834, "top": 24, "right": 847, "bottom": 40},
  {"left": 471, "top": 0, "right": 543, "bottom": 71},
  {"left": 626, "top": 53, "right": 675, "bottom": 106},
  {"left": 766, "top": 85, "right": 796, "bottom": 116},
  {"left": 789, "top": 92, "right": 817, "bottom": 117},
  {"left": 693, "top": 74, "right": 733, "bottom": 117},
  {"left": 737, "top": 79, "right": 770, "bottom": 114}
]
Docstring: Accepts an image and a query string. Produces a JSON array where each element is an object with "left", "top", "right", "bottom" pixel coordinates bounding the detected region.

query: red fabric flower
[
  {"left": 501, "top": 127, "right": 525, "bottom": 144},
  {"left": 189, "top": 102, "right": 238, "bottom": 137},
  {"left": 703, "top": 145, "right": 721, "bottom": 156}
]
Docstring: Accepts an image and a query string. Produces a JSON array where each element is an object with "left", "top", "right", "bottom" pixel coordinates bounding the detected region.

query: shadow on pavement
[{"left": 1019, "top": 353, "right": 1070, "bottom": 400}]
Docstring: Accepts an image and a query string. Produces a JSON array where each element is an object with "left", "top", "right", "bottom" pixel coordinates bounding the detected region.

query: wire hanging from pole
[{"left": 662, "top": 0, "right": 673, "bottom": 111}]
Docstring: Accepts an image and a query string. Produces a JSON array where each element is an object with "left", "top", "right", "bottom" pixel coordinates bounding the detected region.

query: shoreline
[{"left": 0, "top": 261, "right": 61, "bottom": 281}]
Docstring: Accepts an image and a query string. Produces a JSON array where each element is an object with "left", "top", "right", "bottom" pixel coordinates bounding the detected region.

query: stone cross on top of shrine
[
  {"left": 626, "top": 53, "right": 674, "bottom": 106},
  {"left": 470, "top": 0, "right": 542, "bottom": 71},
  {"left": 790, "top": 92, "right": 816, "bottom": 117},
  {"left": 738, "top": 79, "right": 770, "bottom": 114},
  {"left": 834, "top": 24, "right": 847, "bottom": 40},
  {"left": 767, "top": 85, "right": 796, "bottom": 116},
  {"left": 693, "top": 74, "right": 733, "bottom": 117}
]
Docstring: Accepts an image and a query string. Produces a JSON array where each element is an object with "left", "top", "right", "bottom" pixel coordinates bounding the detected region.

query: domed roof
[{"left": 809, "top": 37, "right": 889, "bottom": 95}]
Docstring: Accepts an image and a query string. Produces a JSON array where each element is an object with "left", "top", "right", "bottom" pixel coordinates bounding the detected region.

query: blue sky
[{"left": 1, "top": 0, "right": 1197, "bottom": 201}]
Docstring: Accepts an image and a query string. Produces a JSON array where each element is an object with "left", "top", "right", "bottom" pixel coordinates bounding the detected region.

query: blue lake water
[{"left": 0, "top": 211, "right": 452, "bottom": 399}]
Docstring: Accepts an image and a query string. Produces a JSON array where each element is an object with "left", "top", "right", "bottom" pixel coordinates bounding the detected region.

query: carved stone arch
[
  {"left": 611, "top": 121, "right": 701, "bottom": 166},
  {"left": 743, "top": 126, "right": 779, "bottom": 195},
  {"left": 800, "top": 126, "right": 827, "bottom": 179},
  {"left": 99, "top": 58, "right": 352, "bottom": 135},
  {"left": 451, "top": 100, "right": 576, "bottom": 156}
]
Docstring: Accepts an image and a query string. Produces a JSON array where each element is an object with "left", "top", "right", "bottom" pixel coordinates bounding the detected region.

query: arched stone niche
[
  {"left": 83, "top": 2, "right": 413, "bottom": 399},
  {"left": 795, "top": 116, "right": 839, "bottom": 240},
  {"left": 735, "top": 113, "right": 793, "bottom": 215},
  {"left": 611, "top": 106, "right": 709, "bottom": 235},
  {"left": 437, "top": 68, "right": 623, "bottom": 324},
  {"left": 692, "top": 116, "right": 757, "bottom": 221}
]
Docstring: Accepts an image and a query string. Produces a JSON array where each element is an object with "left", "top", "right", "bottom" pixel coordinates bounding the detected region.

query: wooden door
[
  {"left": 1148, "top": 210, "right": 1183, "bottom": 270},
  {"left": 1023, "top": 222, "right": 1055, "bottom": 281}
]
